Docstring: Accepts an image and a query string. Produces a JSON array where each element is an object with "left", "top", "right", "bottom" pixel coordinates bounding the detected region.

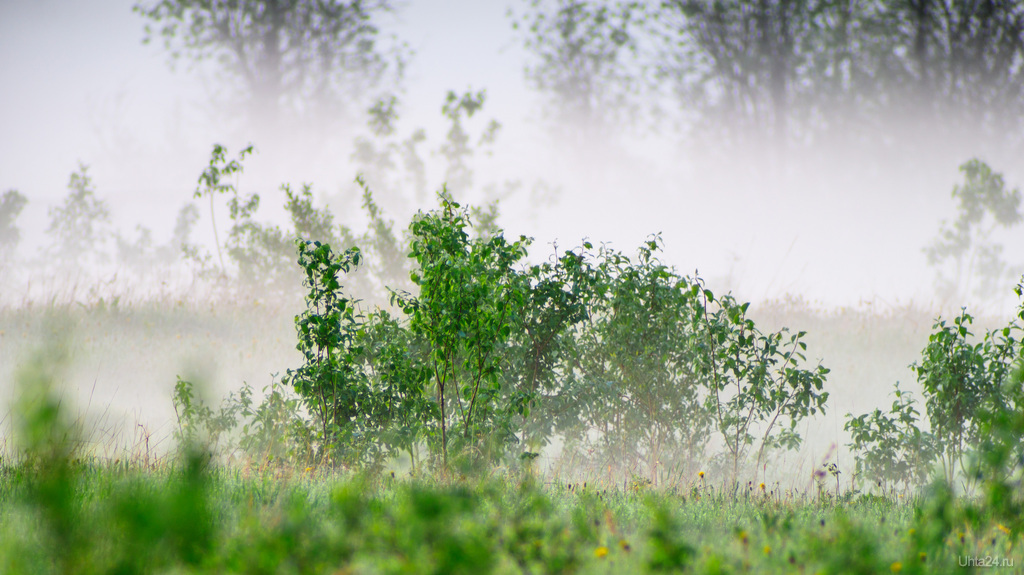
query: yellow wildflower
[
  {"left": 594, "top": 546, "right": 609, "bottom": 559},
  {"left": 891, "top": 561, "right": 902, "bottom": 572}
]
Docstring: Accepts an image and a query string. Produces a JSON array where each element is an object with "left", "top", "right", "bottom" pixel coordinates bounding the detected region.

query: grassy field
[
  {"left": 1, "top": 294, "right": 1022, "bottom": 573},
  {"left": 0, "top": 453, "right": 1019, "bottom": 574}
]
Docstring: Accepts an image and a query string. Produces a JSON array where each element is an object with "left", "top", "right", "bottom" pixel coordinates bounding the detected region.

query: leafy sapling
[
  {"left": 845, "top": 382, "right": 939, "bottom": 493},
  {"left": 926, "top": 159, "right": 1023, "bottom": 308},
  {"left": 0, "top": 189, "right": 28, "bottom": 262},
  {"left": 47, "top": 164, "right": 112, "bottom": 270},
  {"left": 194, "top": 143, "right": 254, "bottom": 271}
]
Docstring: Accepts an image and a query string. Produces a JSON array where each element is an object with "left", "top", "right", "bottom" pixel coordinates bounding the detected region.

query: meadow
[
  {"left": 1, "top": 261, "right": 1022, "bottom": 573},
  {"left": 6, "top": 0, "right": 1024, "bottom": 570},
  {"left": 2, "top": 152, "right": 1023, "bottom": 574},
  {"left": 0, "top": 425, "right": 1017, "bottom": 574}
]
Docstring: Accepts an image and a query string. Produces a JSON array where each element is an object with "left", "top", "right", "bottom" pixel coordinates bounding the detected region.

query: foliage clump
[
  {"left": 926, "top": 159, "right": 1023, "bottom": 307},
  {"left": 847, "top": 278, "right": 1024, "bottom": 494},
  {"left": 275, "top": 188, "right": 828, "bottom": 481}
]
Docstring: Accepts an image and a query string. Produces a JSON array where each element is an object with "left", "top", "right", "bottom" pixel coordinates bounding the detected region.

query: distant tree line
[
  {"left": 512, "top": 0, "right": 1024, "bottom": 172},
  {"left": 134, "top": 0, "right": 407, "bottom": 144}
]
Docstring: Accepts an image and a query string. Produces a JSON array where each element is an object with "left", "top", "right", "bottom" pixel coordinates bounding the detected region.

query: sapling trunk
[
  {"left": 210, "top": 193, "right": 225, "bottom": 271},
  {"left": 435, "top": 363, "right": 448, "bottom": 467}
]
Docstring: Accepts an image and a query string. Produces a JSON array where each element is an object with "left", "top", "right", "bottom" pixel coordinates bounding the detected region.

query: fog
[{"left": 2, "top": 0, "right": 1023, "bottom": 484}]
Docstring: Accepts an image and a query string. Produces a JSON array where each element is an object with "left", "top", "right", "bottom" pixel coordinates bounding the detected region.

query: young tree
[
  {"left": 845, "top": 383, "right": 940, "bottom": 492},
  {"left": 46, "top": 165, "right": 112, "bottom": 270},
  {"left": 913, "top": 307, "right": 1021, "bottom": 486},
  {"left": 695, "top": 282, "right": 830, "bottom": 481},
  {"left": 0, "top": 189, "right": 28, "bottom": 262},
  {"left": 348, "top": 89, "right": 515, "bottom": 215},
  {"left": 925, "top": 159, "right": 1022, "bottom": 307},
  {"left": 397, "top": 196, "right": 533, "bottom": 467},
  {"left": 194, "top": 143, "right": 254, "bottom": 272},
  {"left": 350, "top": 95, "right": 429, "bottom": 211},
  {"left": 571, "top": 238, "right": 712, "bottom": 483}
]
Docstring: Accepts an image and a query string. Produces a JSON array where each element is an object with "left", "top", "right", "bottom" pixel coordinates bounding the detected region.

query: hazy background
[
  {"left": 5, "top": 0, "right": 1020, "bottom": 308},
  {"left": 2, "top": 0, "right": 1023, "bottom": 480}
]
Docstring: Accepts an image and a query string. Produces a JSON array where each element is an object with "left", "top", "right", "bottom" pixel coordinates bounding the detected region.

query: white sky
[{"left": 2, "top": 0, "right": 1022, "bottom": 313}]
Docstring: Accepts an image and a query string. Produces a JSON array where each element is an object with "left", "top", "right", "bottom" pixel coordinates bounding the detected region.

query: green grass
[{"left": 0, "top": 455, "right": 1020, "bottom": 574}]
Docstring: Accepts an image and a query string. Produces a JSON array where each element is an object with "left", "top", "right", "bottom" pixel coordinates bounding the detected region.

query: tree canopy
[
  {"left": 513, "top": 0, "right": 1024, "bottom": 170},
  {"left": 135, "top": 0, "right": 406, "bottom": 137}
]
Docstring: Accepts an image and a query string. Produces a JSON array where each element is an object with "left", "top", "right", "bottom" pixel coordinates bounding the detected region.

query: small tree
[
  {"left": 569, "top": 238, "right": 711, "bottom": 483},
  {"left": 194, "top": 143, "right": 254, "bottom": 272},
  {"left": 845, "top": 383, "right": 939, "bottom": 492},
  {"left": 397, "top": 195, "right": 532, "bottom": 467},
  {"left": 0, "top": 189, "right": 28, "bottom": 262},
  {"left": 284, "top": 234, "right": 437, "bottom": 468},
  {"left": 925, "top": 159, "right": 1023, "bottom": 307},
  {"left": 46, "top": 164, "right": 112, "bottom": 270},
  {"left": 285, "top": 240, "right": 377, "bottom": 465},
  {"left": 497, "top": 245, "right": 594, "bottom": 458},
  {"left": 695, "top": 283, "right": 830, "bottom": 481},
  {"left": 969, "top": 280, "right": 1024, "bottom": 527},
  {"left": 354, "top": 308, "right": 434, "bottom": 472},
  {"left": 915, "top": 308, "right": 1021, "bottom": 487}
]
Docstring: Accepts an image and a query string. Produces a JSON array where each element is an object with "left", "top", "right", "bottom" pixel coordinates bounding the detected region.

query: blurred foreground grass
[{"left": 1, "top": 455, "right": 1021, "bottom": 574}]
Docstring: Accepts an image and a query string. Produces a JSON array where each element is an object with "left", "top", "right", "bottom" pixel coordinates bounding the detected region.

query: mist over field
[{"left": 2, "top": 0, "right": 1023, "bottom": 488}]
